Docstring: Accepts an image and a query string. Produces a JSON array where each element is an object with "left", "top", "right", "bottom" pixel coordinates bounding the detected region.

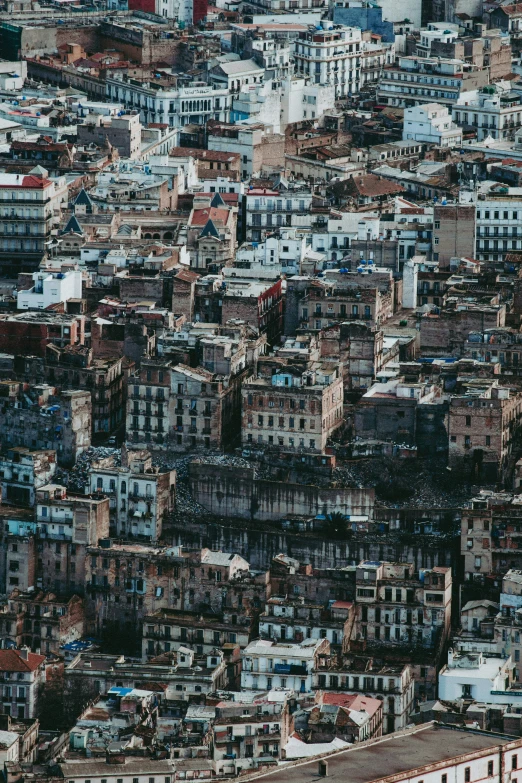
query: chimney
[
  {"left": 19, "top": 647, "right": 29, "bottom": 661},
  {"left": 318, "top": 761, "right": 329, "bottom": 777}
]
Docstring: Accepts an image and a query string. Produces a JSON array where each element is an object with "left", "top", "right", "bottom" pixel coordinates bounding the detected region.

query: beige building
[
  {"left": 241, "top": 361, "right": 344, "bottom": 453},
  {"left": 448, "top": 382, "right": 522, "bottom": 481},
  {"left": 432, "top": 202, "right": 476, "bottom": 268},
  {"left": 77, "top": 113, "right": 142, "bottom": 159}
]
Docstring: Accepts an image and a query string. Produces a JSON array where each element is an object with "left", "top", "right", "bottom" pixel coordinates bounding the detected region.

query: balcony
[{"left": 274, "top": 663, "right": 307, "bottom": 675}]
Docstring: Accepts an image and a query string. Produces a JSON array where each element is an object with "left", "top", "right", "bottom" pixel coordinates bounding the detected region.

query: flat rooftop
[{"left": 242, "top": 724, "right": 517, "bottom": 783}]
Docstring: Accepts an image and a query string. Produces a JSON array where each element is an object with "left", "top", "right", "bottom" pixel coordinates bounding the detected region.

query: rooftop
[{"left": 239, "top": 724, "right": 518, "bottom": 783}]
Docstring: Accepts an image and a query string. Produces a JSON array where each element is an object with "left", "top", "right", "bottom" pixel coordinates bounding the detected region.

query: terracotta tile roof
[
  {"left": 320, "top": 691, "right": 382, "bottom": 716},
  {"left": 175, "top": 269, "right": 200, "bottom": 282},
  {"left": 496, "top": 3, "right": 522, "bottom": 14},
  {"left": 346, "top": 174, "right": 405, "bottom": 198},
  {"left": 0, "top": 649, "right": 45, "bottom": 672},
  {"left": 190, "top": 207, "right": 229, "bottom": 227}
]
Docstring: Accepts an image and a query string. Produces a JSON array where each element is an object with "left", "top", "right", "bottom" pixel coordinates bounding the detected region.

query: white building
[
  {"left": 231, "top": 80, "right": 284, "bottom": 133},
  {"left": 0, "top": 170, "right": 59, "bottom": 277},
  {"left": 0, "top": 648, "right": 46, "bottom": 719},
  {"left": 235, "top": 230, "right": 308, "bottom": 275},
  {"left": 220, "top": 722, "right": 522, "bottom": 783},
  {"left": 416, "top": 24, "right": 459, "bottom": 58},
  {"left": 403, "top": 103, "right": 463, "bottom": 147},
  {"left": 475, "top": 184, "right": 522, "bottom": 261},
  {"left": 241, "top": 638, "right": 330, "bottom": 693},
  {"left": 438, "top": 650, "right": 514, "bottom": 704},
  {"left": 244, "top": 186, "right": 313, "bottom": 242},
  {"left": 311, "top": 211, "right": 379, "bottom": 262},
  {"left": 89, "top": 450, "right": 176, "bottom": 541},
  {"left": 17, "top": 269, "right": 83, "bottom": 311},
  {"left": 106, "top": 76, "right": 231, "bottom": 128},
  {"left": 377, "top": 56, "right": 487, "bottom": 108},
  {"left": 293, "top": 26, "right": 362, "bottom": 99},
  {"left": 453, "top": 83, "right": 522, "bottom": 142},
  {"left": 210, "top": 59, "right": 265, "bottom": 94},
  {"left": 280, "top": 77, "right": 336, "bottom": 126},
  {"left": 0, "top": 730, "right": 19, "bottom": 764}
]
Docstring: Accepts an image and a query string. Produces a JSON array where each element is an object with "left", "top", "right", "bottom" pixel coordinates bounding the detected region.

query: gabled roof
[
  {"left": 61, "top": 214, "right": 84, "bottom": 235},
  {"left": 0, "top": 649, "right": 45, "bottom": 672},
  {"left": 74, "top": 188, "right": 94, "bottom": 211},
  {"left": 200, "top": 218, "right": 221, "bottom": 239},
  {"left": 210, "top": 192, "right": 226, "bottom": 208}
]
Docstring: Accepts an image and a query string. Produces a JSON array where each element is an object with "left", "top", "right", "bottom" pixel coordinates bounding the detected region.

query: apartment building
[
  {"left": 258, "top": 596, "right": 353, "bottom": 648},
  {"left": 142, "top": 608, "right": 252, "bottom": 660},
  {"left": 300, "top": 276, "right": 394, "bottom": 331},
  {"left": 460, "top": 491, "right": 522, "bottom": 582},
  {"left": 0, "top": 590, "right": 84, "bottom": 655},
  {"left": 293, "top": 26, "right": 362, "bottom": 99},
  {"left": 403, "top": 103, "right": 463, "bottom": 146},
  {"left": 241, "top": 362, "right": 343, "bottom": 453},
  {"left": 77, "top": 112, "right": 142, "bottom": 159},
  {"left": 0, "top": 448, "right": 56, "bottom": 507},
  {"left": 211, "top": 700, "right": 284, "bottom": 776},
  {"left": 475, "top": 186, "right": 522, "bottom": 262},
  {"left": 453, "top": 85, "right": 522, "bottom": 142},
  {"left": 238, "top": 723, "right": 522, "bottom": 783},
  {"left": 313, "top": 654, "right": 414, "bottom": 733},
  {"left": 0, "top": 648, "right": 45, "bottom": 719},
  {"left": 0, "top": 383, "right": 91, "bottom": 468},
  {"left": 126, "top": 359, "right": 172, "bottom": 448},
  {"left": 438, "top": 650, "right": 515, "bottom": 704},
  {"left": 169, "top": 364, "right": 242, "bottom": 451},
  {"left": 353, "top": 561, "right": 452, "bottom": 651},
  {"left": 241, "top": 638, "right": 330, "bottom": 693},
  {"left": 448, "top": 382, "right": 522, "bottom": 481},
  {"left": 65, "top": 649, "right": 228, "bottom": 700},
  {"left": 0, "top": 484, "right": 108, "bottom": 595},
  {"left": 207, "top": 123, "right": 285, "bottom": 180},
  {"left": 0, "top": 171, "right": 58, "bottom": 276},
  {"left": 106, "top": 74, "right": 231, "bottom": 128},
  {"left": 294, "top": 691, "right": 383, "bottom": 744},
  {"left": 245, "top": 187, "right": 313, "bottom": 243},
  {"left": 16, "top": 269, "right": 82, "bottom": 311},
  {"left": 89, "top": 448, "right": 176, "bottom": 541},
  {"left": 377, "top": 56, "right": 488, "bottom": 108}
]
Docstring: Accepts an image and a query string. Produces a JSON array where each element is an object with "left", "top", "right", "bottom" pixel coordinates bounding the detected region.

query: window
[
  {"left": 514, "top": 757, "right": 518, "bottom": 771},
  {"left": 488, "top": 762, "right": 494, "bottom": 777},
  {"left": 441, "top": 776, "right": 447, "bottom": 783},
  {"left": 465, "top": 768, "right": 470, "bottom": 783}
]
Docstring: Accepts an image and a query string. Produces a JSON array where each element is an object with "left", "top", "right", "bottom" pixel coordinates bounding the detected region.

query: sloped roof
[
  {"left": 200, "top": 218, "right": 221, "bottom": 239},
  {"left": 61, "top": 214, "right": 84, "bottom": 235},
  {"left": 345, "top": 174, "right": 405, "bottom": 198},
  {"left": 74, "top": 188, "right": 94, "bottom": 210},
  {"left": 190, "top": 207, "right": 229, "bottom": 227},
  {"left": 0, "top": 649, "right": 45, "bottom": 672},
  {"left": 210, "top": 192, "right": 226, "bottom": 208}
]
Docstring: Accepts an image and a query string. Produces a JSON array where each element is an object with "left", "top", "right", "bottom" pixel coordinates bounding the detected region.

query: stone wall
[{"left": 188, "top": 462, "right": 375, "bottom": 521}]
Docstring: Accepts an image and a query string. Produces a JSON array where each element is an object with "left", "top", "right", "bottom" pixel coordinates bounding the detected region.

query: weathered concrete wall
[
  {"left": 170, "top": 520, "right": 457, "bottom": 571},
  {"left": 189, "top": 463, "right": 375, "bottom": 520}
]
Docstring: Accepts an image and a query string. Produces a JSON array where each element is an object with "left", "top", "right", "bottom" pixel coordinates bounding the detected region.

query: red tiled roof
[
  {"left": 496, "top": 3, "right": 522, "bottom": 14},
  {"left": 320, "top": 692, "right": 382, "bottom": 716},
  {"left": 346, "top": 174, "right": 405, "bottom": 198},
  {"left": 190, "top": 207, "right": 229, "bottom": 226},
  {"left": 200, "top": 192, "right": 238, "bottom": 203},
  {"left": 175, "top": 269, "right": 200, "bottom": 282},
  {"left": 0, "top": 649, "right": 45, "bottom": 672}
]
